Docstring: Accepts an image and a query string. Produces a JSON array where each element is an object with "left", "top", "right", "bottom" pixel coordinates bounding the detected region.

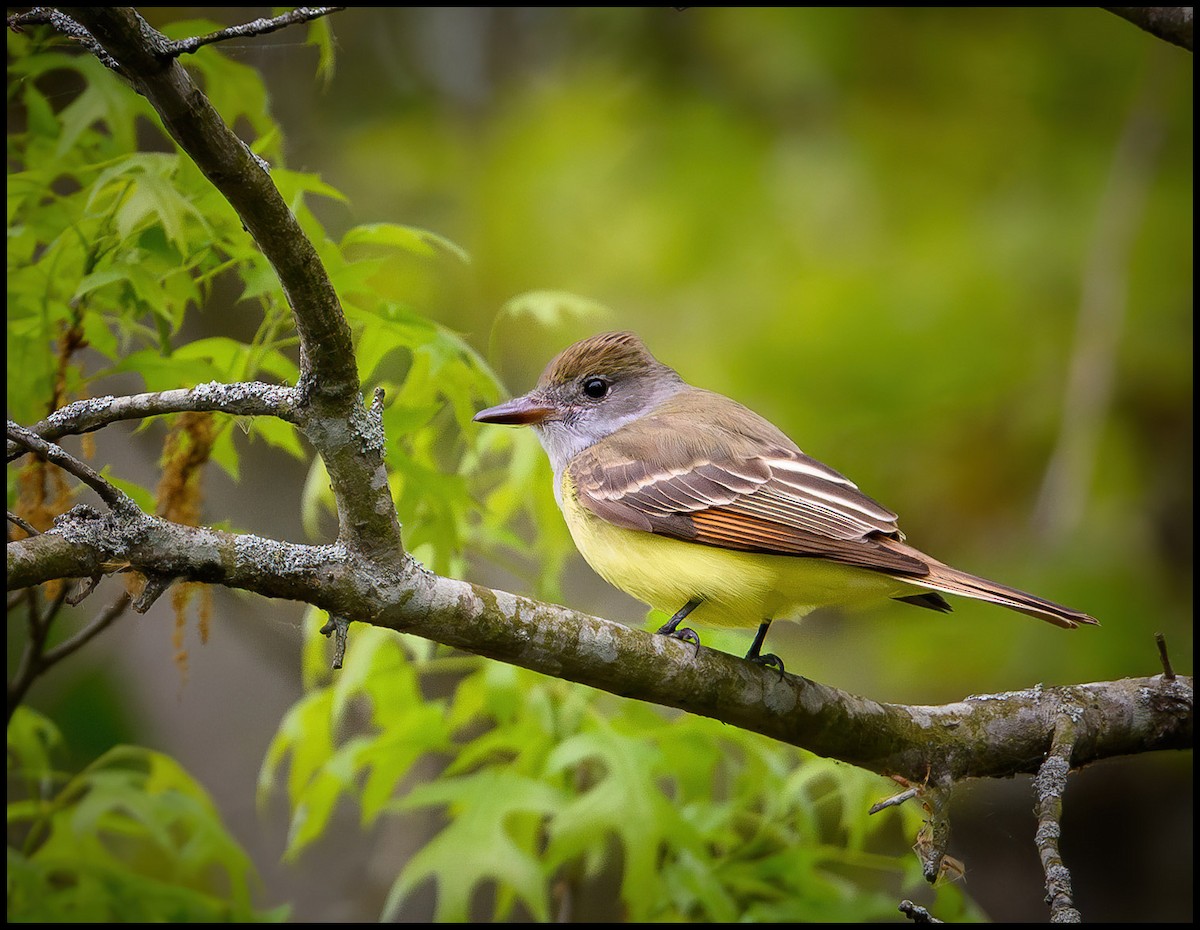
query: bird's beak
[{"left": 473, "top": 392, "right": 555, "bottom": 426}]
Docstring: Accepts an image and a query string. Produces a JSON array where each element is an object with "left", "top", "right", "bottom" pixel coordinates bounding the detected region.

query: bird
[{"left": 473, "top": 330, "right": 1097, "bottom": 672}]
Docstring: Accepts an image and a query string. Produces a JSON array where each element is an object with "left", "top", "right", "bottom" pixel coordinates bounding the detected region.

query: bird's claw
[
  {"left": 658, "top": 624, "right": 701, "bottom": 656},
  {"left": 748, "top": 651, "right": 785, "bottom": 680}
]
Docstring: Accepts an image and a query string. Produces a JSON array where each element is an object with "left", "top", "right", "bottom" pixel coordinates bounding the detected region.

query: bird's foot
[
  {"left": 745, "top": 620, "right": 785, "bottom": 679},
  {"left": 656, "top": 598, "right": 703, "bottom": 655},
  {"left": 747, "top": 651, "right": 786, "bottom": 680},
  {"left": 656, "top": 621, "right": 701, "bottom": 655}
]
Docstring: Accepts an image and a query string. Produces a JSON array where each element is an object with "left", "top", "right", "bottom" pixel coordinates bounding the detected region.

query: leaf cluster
[
  {"left": 7, "top": 706, "right": 287, "bottom": 922},
  {"left": 6, "top": 22, "right": 562, "bottom": 579},
  {"left": 262, "top": 622, "right": 980, "bottom": 921},
  {"left": 7, "top": 22, "right": 296, "bottom": 490}
]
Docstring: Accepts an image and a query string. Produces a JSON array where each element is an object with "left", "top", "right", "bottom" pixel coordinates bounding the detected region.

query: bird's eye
[{"left": 582, "top": 377, "right": 609, "bottom": 399}]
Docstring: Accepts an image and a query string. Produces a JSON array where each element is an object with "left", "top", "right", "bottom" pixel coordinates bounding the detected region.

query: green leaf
[
  {"left": 341, "top": 222, "right": 470, "bottom": 264},
  {"left": 21, "top": 79, "right": 59, "bottom": 140},
  {"left": 53, "top": 56, "right": 145, "bottom": 156},
  {"left": 272, "top": 168, "right": 349, "bottom": 206},
  {"left": 543, "top": 723, "right": 699, "bottom": 920},
  {"left": 300, "top": 457, "right": 335, "bottom": 541},
  {"left": 384, "top": 770, "right": 563, "bottom": 922},
  {"left": 248, "top": 416, "right": 306, "bottom": 461},
  {"left": 172, "top": 336, "right": 249, "bottom": 379},
  {"left": 306, "top": 16, "right": 339, "bottom": 86},
  {"left": 104, "top": 474, "right": 157, "bottom": 514},
  {"left": 110, "top": 349, "right": 224, "bottom": 393},
  {"left": 7, "top": 706, "right": 63, "bottom": 786},
  {"left": 114, "top": 159, "right": 201, "bottom": 249},
  {"left": 495, "top": 289, "right": 613, "bottom": 331},
  {"left": 257, "top": 688, "right": 352, "bottom": 861},
  {"left": 208, "top": 421, "right": 241, "bottom": 483}
]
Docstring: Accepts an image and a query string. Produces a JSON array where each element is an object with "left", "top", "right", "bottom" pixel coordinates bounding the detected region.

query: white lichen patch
[
  {"left": 579, "top": 621, "right": 620, "bottom": 664},
  {"left": 967, "top": 682, "right": 1044, "bottom": 703}
]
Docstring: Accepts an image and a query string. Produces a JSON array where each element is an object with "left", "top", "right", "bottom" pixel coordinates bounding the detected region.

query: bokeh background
[{"left": 13, "top": 7, "right": 1192, "bottom": 922}]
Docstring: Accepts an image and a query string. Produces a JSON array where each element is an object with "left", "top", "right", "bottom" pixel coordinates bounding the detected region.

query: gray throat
[{"left": 536, "top": 379, "right": 686, "bottom": 507}]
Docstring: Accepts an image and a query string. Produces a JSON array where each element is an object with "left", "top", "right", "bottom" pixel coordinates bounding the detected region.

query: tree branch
[
  {"left": 1034, "top": 715, "right": 1082, "bottom": 922},
  {"left": 898, "top": 899, "right": 943, "bottom": 923},
  {"left": 161, "top": 7, "right": 345, "bottom": 59},
  {"left": 8, "top": 512, "right": 41, "bottom": 538},
  {"left": 43, "top": 592, "right": 132, "bottom": 665},
  {"left": 7, "top": 422, "right": 136, "bottom": 513},
  {"left": 6, "top": 6, "right": 120, "bottom": 67},
  {"left": 1105, "top": 7, "right": 1194, "bottom": 52},
  {"left": 8, "top": 589, "right": 132, "bottom": 722},
  {"left": 5, "top": 382, "right": 299, "bottom": 461},
  {"left": 8, "top": 514, "right": 1192, "bottom": 782}
]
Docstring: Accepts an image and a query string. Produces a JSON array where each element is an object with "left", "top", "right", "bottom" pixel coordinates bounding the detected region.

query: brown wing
[{"left": 566, "top": 390, "right": 930, "bottom": 577}]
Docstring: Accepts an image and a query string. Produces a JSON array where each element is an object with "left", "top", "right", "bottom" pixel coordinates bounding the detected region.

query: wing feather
[{"left": 566, "top": 389, "right": 925, "bottom": 575}]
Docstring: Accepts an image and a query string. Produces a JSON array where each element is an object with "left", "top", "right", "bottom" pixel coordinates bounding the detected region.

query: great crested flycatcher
[{"left": 474, "top": 330, "right": 1097, "bottom": 671}]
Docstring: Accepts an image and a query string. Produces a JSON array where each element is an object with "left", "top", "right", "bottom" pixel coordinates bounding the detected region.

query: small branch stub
[
  {"left": 1155, "top": 632, "right": 1176, "bottom": 680},
  {"left": 320, "top": 614, "right": 350, "bottom": 669},
  {"left": 132, "top": 572, "right": 178, "bottom": 613},
  {"left": 65, "top": 574, "right": 102, "bottom": 606},
  {"left": 871, "top": 774, "right": 924, "bottom": 815}
]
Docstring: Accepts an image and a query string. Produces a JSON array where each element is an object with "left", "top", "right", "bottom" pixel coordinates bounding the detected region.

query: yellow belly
[{"left": 561, "top": 481, "right": 910, "bottom": 629}]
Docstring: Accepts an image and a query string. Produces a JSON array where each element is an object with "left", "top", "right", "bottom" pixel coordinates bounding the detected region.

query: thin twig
[
  {"left": 319, "top": 614, "right": 351, "bottom": 669},
  {"left": 1155, "top": 632, "right": 1176, "bottom": 680},
  {"left": 7, "top": 512, "right": 40, "bottom": 537},
  {"left": 8, "top": 587, "right": 49, "bottom": 723},
  {"left": 1033, "top": 715, "right": 1083, "bottom": 922},
  {"left": 5, "top": 8, "right": 120, "bottom": 69},
  {"left": 7, "top": 422, "right": 132, "bottom": 511},
  {"left": 39, "top": 581, "right": 70, "bottom": 631},
  {"left": 6, "top": 382, "right": 299, "bottom": 462},
  {"left": 42, "top": 592, "right": 133, "bottom": 665},
  {"left": 8, "top": 591, "right": 133, "bottom": 721},
  {"left": 163, "top": 7, "right": 346, "bottom": 58},
  {"left": 870, "top": 784, "right": 921, "bottom": 814}
]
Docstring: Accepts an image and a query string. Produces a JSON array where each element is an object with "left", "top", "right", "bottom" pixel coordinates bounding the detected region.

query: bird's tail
[{"left": 879, "top": 538, "right": 1099, "bottom": 629}]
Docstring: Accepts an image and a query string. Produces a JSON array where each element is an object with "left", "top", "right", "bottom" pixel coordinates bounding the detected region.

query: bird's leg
[
  {"left": 745, "top": 619, "right": 785, "bottom": 678},
  {"left": 656, "top": 597, "right": 703, "bottom": 653}
]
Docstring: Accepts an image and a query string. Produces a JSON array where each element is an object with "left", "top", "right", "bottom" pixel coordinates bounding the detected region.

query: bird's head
[{"left": 474, "top": 331, "right": 685, "bottom": 470}]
